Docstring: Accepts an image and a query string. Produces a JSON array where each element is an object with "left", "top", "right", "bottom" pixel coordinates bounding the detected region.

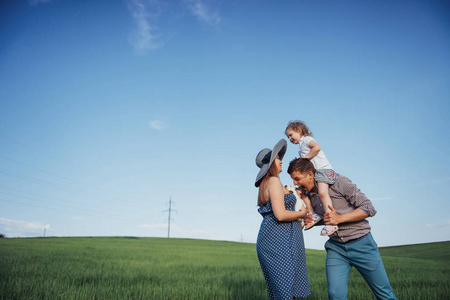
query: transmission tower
[{"left": 163, "top": 197, "right": 176, "bottom": 238}]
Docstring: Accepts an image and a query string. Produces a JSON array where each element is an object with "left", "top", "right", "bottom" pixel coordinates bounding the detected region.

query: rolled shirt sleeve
[
  {"left": 338, "top": 176, "right": 377, "bottom": 217},
  {"left": 309, "top": 174, "right": 376, "bottom": 243}
]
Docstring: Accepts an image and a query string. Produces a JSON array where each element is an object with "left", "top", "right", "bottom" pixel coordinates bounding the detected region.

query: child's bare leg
[
  {"left": 317, "top": 182, "right": 333, "bottom": 213},
  {"left": 301, "top": 193, "right": 314, "bottom": 215},
  {"left": 317, "top": 182, "right": 338, "bottom": 236},
  {"left": 301, "top": 192, "right": 322, "bottom": 230}
]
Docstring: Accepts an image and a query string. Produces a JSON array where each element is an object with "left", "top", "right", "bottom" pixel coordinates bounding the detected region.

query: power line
[
  {"left": 0, "top": 139, "right": 169, "bottom": 230},
  {"left": 0, "top": 187, "right": 114, "bottom": 218},
  {"left": 0, "top": 191, "right": 129, "bottom": 221},
  {"left": 0, "top": 155, "right": 84, "bottom": 185},
  {"left": 0, "top": 167, "right": 149, "bottom": 212},
  {"left": 0, "top": 155, "right": 153, "bottom": 206}
]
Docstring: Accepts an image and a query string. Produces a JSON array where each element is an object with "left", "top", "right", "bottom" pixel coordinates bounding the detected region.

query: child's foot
[
  {"left": 304, "top": 213, "right": 321, "bottom": 230},
  {"left": 320, "top": 225, "right": 338, "bottom": 236}
]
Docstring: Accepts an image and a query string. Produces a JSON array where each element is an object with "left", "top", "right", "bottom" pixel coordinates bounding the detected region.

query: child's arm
[{"left": 304, "top": 139, "right": 321, "bottom": 160}]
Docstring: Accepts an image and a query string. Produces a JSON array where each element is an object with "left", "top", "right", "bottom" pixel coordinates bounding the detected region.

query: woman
[{"left": 255, "top": 139, "right": 310, "bottom": 300}]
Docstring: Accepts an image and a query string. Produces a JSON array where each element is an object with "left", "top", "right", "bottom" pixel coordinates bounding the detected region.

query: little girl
[{"left": 285, "top": 120, "right": 338, "bottom": 236}]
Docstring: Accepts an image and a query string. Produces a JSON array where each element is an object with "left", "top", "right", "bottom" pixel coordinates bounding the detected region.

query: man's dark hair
[{"left": 287, "top": 158, "right": 316, "bottom": 175}]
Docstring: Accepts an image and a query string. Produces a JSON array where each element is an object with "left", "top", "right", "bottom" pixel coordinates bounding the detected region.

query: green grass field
[{"left": 0, "top": 237, "right": 448, "bottom": 299}]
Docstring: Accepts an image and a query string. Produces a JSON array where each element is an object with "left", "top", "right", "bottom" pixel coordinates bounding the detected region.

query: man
[{"left": 288, "top": 158, "right": 397, "bottom": 300}]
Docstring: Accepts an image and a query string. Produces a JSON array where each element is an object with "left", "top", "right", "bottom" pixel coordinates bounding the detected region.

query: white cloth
[
  {"left": 285, "top": 185, "right": 306, "bottom": 227},
  {"left": 298, "top": 136, "right": 333, "bottom": 170},
  {"left": 285, "top": 185, "right": 306, "bottom": 212}
]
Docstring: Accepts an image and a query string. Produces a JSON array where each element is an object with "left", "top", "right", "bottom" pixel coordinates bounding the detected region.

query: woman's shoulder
[{"left": 267, "top": 176, "right": 281, "bottom": 185}]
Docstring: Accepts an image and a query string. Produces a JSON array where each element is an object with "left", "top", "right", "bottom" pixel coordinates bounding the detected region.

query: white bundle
[{"left": 285, "top": 185, "right": 306, "bottom": 227}]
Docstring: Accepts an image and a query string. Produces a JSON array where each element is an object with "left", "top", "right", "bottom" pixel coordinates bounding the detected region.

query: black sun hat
[{"left": 255, "top": 139, "right": 287, "bottom": 187}]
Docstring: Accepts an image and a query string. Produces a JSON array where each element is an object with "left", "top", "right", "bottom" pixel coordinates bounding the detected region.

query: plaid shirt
[{"left": 309, "top": 174, "right": 377, "bottom": 243}]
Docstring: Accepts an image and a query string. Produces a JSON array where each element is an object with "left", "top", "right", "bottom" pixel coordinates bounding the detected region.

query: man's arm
[
  {"left": 324, "top": 205, "right": 369, "bottom": 225},
  {"left": 338, "top": 176, "right": 377, "bottom": 217}
]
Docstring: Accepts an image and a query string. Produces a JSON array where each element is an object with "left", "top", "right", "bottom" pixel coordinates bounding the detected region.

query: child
[{"left": 285, "top": 120, "right": 338, "bottom": 236}]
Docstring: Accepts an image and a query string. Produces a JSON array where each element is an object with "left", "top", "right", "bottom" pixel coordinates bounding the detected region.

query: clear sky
[{"left": 1, "top": 0, "right": 449, "bottom": 250}]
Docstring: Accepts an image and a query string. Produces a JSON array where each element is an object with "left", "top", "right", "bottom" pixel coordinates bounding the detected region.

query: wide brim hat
[{"left": 255, "top": 139, "right": 287, "bottom": 187}]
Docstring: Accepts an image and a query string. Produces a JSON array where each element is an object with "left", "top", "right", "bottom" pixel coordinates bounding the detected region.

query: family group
[{"left": 255, "top": 120, "right": 397, "bottom": 300}]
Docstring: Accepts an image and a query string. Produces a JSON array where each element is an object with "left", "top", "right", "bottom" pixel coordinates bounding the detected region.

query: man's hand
[
  {"left": 304, "top": 214, "right": 314, "bottom": 227},
  {"left": 324, "top": 205, "right": 341, "bottom": 225}
]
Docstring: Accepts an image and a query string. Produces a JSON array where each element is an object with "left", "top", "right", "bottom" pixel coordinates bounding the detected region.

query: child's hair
[
  {"left": 285, "top": 120, "right": 313, "bottom": 137},
  {"left": 287, "top": 158, "right": 316, "bottom": 175}
]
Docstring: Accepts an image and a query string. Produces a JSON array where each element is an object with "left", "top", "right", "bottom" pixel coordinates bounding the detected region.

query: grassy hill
[
  {"left": 0, "top": 237, "right": 448, "bottom": 299},
  {"left": 379, "top": 241, "right": 449, "bottom": 261}
]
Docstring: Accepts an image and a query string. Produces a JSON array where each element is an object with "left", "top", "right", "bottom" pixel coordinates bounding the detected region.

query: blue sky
[{"left": 1, "top": 0, "right": 449, "bottom": 250}]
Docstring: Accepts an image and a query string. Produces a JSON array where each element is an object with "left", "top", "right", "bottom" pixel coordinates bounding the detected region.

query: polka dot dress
[{"left": 257, "top": 193, "right": 311, "bottom": 299}]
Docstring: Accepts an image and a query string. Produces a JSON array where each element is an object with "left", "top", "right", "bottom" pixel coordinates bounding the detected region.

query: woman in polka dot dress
[{"left": 255, "top": 139, "right": 311, "bottom": 299}]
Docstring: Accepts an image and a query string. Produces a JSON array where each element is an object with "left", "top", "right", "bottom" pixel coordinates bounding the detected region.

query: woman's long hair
[{"left": 257, "top": 161, "right": 280, "bottom": 207}]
